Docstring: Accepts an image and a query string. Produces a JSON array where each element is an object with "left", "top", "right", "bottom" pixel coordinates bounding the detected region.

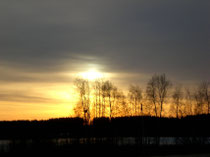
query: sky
[{"left": 0, "top": 0, "right": 209, "bottom": 120}]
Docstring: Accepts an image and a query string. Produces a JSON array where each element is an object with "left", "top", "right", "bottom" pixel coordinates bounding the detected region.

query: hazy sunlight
[{"left": 80, "top": 69, "right": 103, "bottom": 80}]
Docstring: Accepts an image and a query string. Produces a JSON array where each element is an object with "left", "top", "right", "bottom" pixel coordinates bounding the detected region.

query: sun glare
[{"left": 80, "top": 69, "right": 103, "bottom": 80}]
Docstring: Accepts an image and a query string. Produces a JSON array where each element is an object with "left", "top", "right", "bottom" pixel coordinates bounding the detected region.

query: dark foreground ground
[
  {"left": 1, "top": 143, "right": 210, "bottom": 157},
  {"left": 1, "top": 115, "right": 210, "bottom": 156},
  {"left": 153, "top": 154, "right": 210, "bottom": 157}
]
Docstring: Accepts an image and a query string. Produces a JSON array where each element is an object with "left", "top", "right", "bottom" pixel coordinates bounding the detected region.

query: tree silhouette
[
  {"left": 194, "top": 85, "right": 205, "bottom": 115},
  {"left": 192, "top": 82, "right": 209, "bottom": 115},
  {"left": 103, "top": 80, "right": 113, "bottom": 119},
  {"left": 93, "top": 79, "right": 103, "bottom": 118},
  {"left": 74, "top": 78, "right": 90, "bottom": 124},
  {"left": 128, "top": 85, "right": 143, "bottom": 116},
  {"left": 172, "top": 86, "right": 183, "bottom": 118},
  {"left": 112, "top": 89, "right": 128, "bottom": 117},
  {"left": 146, "top": 74, "right": 171, "bottom": 117},
  {"left": 183, "top": 88, "right": 194, "bottom": 116},
  {"left": 146, "top": 76, "right": 158, "bottom": 117},
  {"left": 72, "top": 74, "right": 210, "bottom": 120},
  {"left": 200, "top": 81, "right": 210, "bottom": 114}
]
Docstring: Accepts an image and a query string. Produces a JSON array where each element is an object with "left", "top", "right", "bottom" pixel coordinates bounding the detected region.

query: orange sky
[
  {"left": 0, "top": 82, "right": 77, "bottom": 120},
  {"left": 0, "top": 64, "right": 199, "bottom": 121},
  {"left": 0, "top": 67, "right": 148, "bottom": 120}
]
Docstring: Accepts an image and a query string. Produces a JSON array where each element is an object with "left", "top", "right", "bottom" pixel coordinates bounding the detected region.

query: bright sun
[{"left": 80, "top": 69, "right": 103, "bottom": 80}]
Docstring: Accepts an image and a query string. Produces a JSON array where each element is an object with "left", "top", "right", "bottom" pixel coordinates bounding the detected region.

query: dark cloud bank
[{"left": 0, "top": 0, "right": 209, "bottom": 82}]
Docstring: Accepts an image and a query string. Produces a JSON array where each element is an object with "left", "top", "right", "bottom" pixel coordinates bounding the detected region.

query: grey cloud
[{"left": 0, "top": 0, "right": 209, "bottom": 82}]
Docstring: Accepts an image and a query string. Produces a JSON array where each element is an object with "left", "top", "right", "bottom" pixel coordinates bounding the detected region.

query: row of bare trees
[
  {"left": 170, "top": 82, "right": 210, "bottom": 118},
  {"left": 73, "top": 74, "right": 210, "bottom": 123}
]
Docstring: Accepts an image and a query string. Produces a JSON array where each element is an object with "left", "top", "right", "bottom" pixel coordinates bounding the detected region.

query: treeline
[
  {"left": 0, "top": 118, "right": 83, "bottom": 139},
  {"left": 0, "top": 114, "right": 210, "bottom": 139},
  {"left": 74, "top": 74, "right": 210, "bottom": 123}
]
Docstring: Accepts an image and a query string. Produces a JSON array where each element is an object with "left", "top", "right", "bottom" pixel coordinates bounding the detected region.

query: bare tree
[
  {"left": 193, "top": 82, "right": 210, "bottom": 115},
  {"left": 128, "top": 85, "right": 143, "bottom": 116},
  {"left": 146, "top": 76, "right": 158, "bottom": 117},
  {"left": 157, "top": 74, "right": 172, "bottom": 118},
  {"left": 104, "top": 80, "right": 113, "bottom": 119},
  {"left": 101, "top": 81, "right": 107, "bottom": 117},
  {"left": 119, "top": 92, "right": 129, "bottom": 117},
  {"left": 143, "top": 100, "right": 153, "bottom": 116},
  {"left": 172, "top": 86, "right": 183, "bottom": 118},
  {"left": 93, "top": 79, "right": 103, "bottom": 118},
  {"left": 93, "top": 80, "right": 123, "bottom": 119},
  {"left": 146, "top": 74, "right": 171, "bottom": 118},
  {"left": 111, "top": 86, "right": 118, "bottom": 116},
  {"left": 100, "top": 80, "right": 113, "bottom": 118},
  {"left": 73, "top": 102, "right": 83, "bottom": 118},
  {"left": 112, "top": 90, "right": 128, "bottom": 117},
  {"left": 183, "top": 88, "right": 194, "bottom": 116},
  {"left": 74, "top": 78, "right": 90, "bottom": 124},
  {"left": 200, "top": 81, "right": 210, "bottom": 114},
  {"left": 194, "top": 85, "right": 205, "bottom": 115}
]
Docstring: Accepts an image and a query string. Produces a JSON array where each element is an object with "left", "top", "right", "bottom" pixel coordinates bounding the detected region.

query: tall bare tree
[
  {"left": 200, "top": 81, "right": 210, "bottom": 114},
  {"left": 74, "top": 78, "right": 90, "bottom": 124},
  {"left": 193, "top": 81, "right": 210, "bottom": 115},
  {"left": 172, "top": 86, "right": 183, "bottom": 118},
  {"left": 104, "top": 80, "right": 113, "bottom": 119},
  {"left": 128, "top": 85, "right": 143, "bottom": 116},
  {"left": 112, "top": 89, "right": 128, "bottom": 117},
  {"left": 183, "top": 88, "right": 194, "bottom": 116},
  {"left": 101, "top": 81, "right": 107, "bottom": 117},
  {"left": 93, "top": 79, "right": 103, "bottom": 118},
  {"left": 157, "top": 74, "right": 172, "bottom": 118},
  {"left": 194, "top": 90, "right": 204, "bottom": 115},
  {"left": 93, "top": 80, "right": 120, "bottom": 119},
  {"left": 146, "top": 76, "right": 158, "bottom": 117},
  {"left": 146, "top": 74, "right": 171, "bottom": 117}
]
